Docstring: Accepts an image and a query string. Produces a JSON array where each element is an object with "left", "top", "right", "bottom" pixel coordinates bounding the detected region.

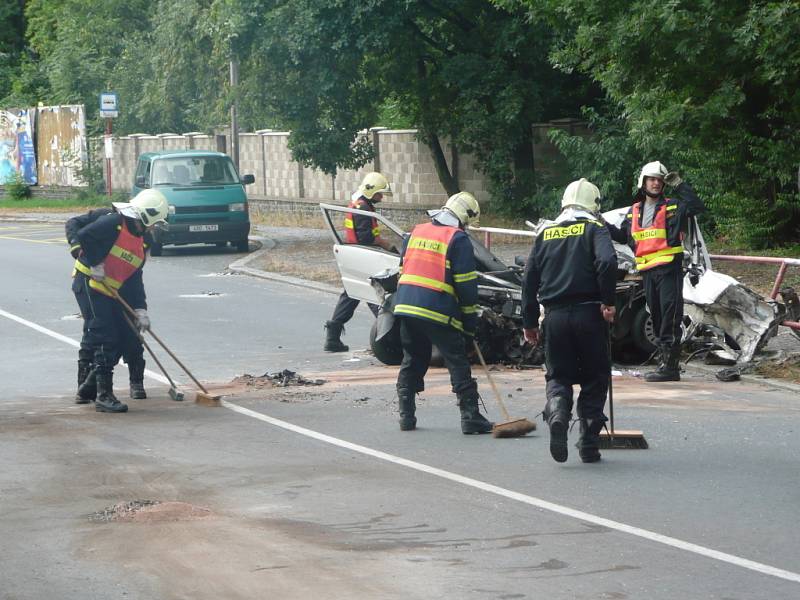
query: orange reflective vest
[
  {"left": 631, "top": 200, "right": 683, "bottom": 271},
  {"left": 397, "top": 222, "right": 458, "bottom": 296},
  {"left": 73, "top": 220, "right": 146, "bottom": 296},
  {"left": 343, "top": 197, "right": 381, "bottom": 244}
]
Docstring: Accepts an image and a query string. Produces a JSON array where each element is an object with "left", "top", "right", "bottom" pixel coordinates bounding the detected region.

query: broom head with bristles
[
  {"left": 492, "top": 417, "right": 537, "bottom": 438},
  {"left": 599, "top": 429, "right": 649, "bottom": 449},
  {"left": 195, "top": 391, "right": 222, "bottom": 407}
]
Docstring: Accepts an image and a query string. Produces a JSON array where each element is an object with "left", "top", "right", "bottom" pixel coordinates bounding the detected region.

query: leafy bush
[{"left": 3, "top": 172, "right": 32, "bottom": 200}]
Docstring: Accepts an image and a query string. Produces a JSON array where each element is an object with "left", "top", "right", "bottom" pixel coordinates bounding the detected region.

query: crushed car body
[{"left": 321, "top": 203, "right": 785, "bottom": 366}]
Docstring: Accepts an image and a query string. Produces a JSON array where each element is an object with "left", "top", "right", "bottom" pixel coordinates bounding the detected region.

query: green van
[{"left": 131, "top": 150, "right": 255, "bottom": 255}]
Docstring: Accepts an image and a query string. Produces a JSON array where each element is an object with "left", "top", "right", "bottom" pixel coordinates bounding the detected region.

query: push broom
[
  {"left": 121, "top": 311, "right": 185, "bottom": 402},
  {"left": 473, "top": 341, "right": 537, "bottom": 438},
  {"left": 599, "top": 325, "right": 648, "bottom": 449},
  {"left": 108, "top": 288, "right": 221, "bottom": 406}
]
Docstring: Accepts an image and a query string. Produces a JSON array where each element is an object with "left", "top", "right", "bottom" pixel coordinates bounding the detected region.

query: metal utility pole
[{"left": 230, "top": 58, "right": 239, "bottom": 171}]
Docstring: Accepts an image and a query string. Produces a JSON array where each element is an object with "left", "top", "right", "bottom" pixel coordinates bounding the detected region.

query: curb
[{"left": 228, "top": 236, "right": 341, "bottom": 296}]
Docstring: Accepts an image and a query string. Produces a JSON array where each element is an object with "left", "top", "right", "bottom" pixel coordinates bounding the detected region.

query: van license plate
[{"left": 189, "top": 224, "right": 219, "bottom": 232}]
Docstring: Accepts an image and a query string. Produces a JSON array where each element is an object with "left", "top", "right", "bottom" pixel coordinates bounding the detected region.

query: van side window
[{"left": 135, "top": 160, "right": 151, "bottom": 188}]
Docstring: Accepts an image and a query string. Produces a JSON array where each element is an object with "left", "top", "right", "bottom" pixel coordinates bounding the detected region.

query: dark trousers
[
  {"left": 73, "top": 275, "right": 143, "bottom": 375},
  {"left": 543, "top": 303, "right": 609, "bottom": 421},
  {"left": 330, "top": 290, "right": 378, "bottom": 325},
  {"left": 396, "top": 317, "right": 476, "bottom": 396},
  {"left": 643, "top": 262, "right": 684, "bottom": 347}
]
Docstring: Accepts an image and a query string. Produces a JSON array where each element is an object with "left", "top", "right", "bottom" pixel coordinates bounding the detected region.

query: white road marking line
[
  {"left": 3, "top": 305, "right": 798, "bottom": 585},
  {"left": 0, "top": 307, "right": 169, "bottom": 386},
  {"left": 222, "top": 401, "right": 800, "bottom": 585}
]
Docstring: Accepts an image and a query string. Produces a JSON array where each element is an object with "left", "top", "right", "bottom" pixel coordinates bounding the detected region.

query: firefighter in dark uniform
[
  {"left": 606, "top": 162, "right": 705, "bottom": 382},
  {"left": 394, "top": 191, "right": 493, "bottom": 434},
  {"left": 66, "top": 206, "right": 152, "bottom": 404},
  {"left": 70, "top": 189, "right": 168, "bottom": 413},
  {"left": 324, "top": 172, "right": 396, "bottom": 352},
  {"left": 522, "top": 179, "right": 617, "bottom": 463}
]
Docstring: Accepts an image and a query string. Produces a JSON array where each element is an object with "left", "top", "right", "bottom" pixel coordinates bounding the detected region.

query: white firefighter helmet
[
  {"left": 637, "top": 161, "right": 669, "bottom": 188},
  {"left": 357, "top": 172, "right": 392, "bottom": 201},
  {"left": 124, "top": 189, "right": 169, "bottom": 226},
  {"left": 444, "top": 191, "right": 480, "bottom": 227},
  {"left": 561, "top": 178, "right": 602, "bottom": 213}
]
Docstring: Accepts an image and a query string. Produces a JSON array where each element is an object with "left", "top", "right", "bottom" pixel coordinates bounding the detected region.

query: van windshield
[{"left": 151, "top": 156, "right": 239, "bottom": 186}]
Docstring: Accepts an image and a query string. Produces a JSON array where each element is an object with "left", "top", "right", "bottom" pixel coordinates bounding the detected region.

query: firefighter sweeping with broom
[
  {"left": 67, "top": 205, "right": 153, "bottom": 404},
  {"left": 393, "top": 192, "right": 493, "bottom": 434},
  {"left": 69, "top": 189, "right": 168, "bottom": 413},
  {"left": 521, "top": 179, "right": 617, "bottom": 463}
]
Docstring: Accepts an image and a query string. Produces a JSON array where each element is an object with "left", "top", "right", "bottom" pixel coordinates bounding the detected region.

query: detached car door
[{"left": 319, "top": 203, "right": 404, "bottom": 305}]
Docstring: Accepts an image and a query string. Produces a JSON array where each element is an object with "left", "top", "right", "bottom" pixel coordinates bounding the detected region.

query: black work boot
[
  {"left": 323, "top": 321, "right": 349, "bottom": 352},
  {"left": 543, "top": 396, "right": 572, "bottom": 463},
  {"left": 75, "top": 361, "right": 96, "bottom": 404},
  {"left": 95, "top": 371, "right": 128, "bottom": 413},
  {"left": 128, "top": 360, "right": 147, "bottom": 399},
  {"left": 576, "top": 418, "right": 606, "bottom": 463},
  {"left": 457, "top": 390, "right": 493, "bottom": 435},
  {"left": 645, "top": 345, "right": 681, "bottom": 382},
  {"left": 397, "top": 385, "right": 417, "bottom": 431}
]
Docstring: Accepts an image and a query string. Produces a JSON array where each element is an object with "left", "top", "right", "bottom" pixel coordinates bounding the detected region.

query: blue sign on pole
[{"left": 100, "top": 92, "right": 119, "bottom": 118}]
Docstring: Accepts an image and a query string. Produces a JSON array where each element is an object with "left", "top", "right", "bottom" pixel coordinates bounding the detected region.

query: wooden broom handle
[
  {"left": 108, "top": 287, "right": 209, "bottom": 394},
  {"left": 473, "top": 340, "right": 511, "bottom": 421}
]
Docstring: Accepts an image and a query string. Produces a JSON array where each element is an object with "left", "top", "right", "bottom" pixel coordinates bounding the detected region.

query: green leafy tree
[{"left": 509, "top": 0, "right": 800, "bottom": 246}]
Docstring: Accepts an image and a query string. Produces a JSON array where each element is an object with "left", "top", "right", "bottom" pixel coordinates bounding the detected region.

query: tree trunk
[
  {"left": 512, "top": 124, "right": 535, "bottom": 203},
  {"left": 424, "top": 131, "right": 459, "bottom": 197}
]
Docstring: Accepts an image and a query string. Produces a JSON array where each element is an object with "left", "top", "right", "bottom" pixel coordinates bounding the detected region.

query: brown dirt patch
[
  {"left": 251, "top": 238, "right": 340, "bottom": 285},
  {"left": 89, "top": 500, "right": 213, "bottom": 523},
  {"left": 755, "top": 354, "right": 800, "bottom": 384}
]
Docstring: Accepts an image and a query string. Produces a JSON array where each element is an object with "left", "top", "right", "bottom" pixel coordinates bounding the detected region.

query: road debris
[
  {"left": 88, "top": 500, "right": 213, "bottom": 523},
  {"left": 232, "top": 369, "right": 326, "bottom": 389}
]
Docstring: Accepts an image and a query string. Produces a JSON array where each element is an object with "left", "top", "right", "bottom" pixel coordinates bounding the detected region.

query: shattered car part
[{"left": 321, "top": 203, "right": 789, "bottom": 366}]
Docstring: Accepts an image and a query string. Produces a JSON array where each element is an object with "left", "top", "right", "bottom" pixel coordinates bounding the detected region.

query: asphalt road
[{"left": 1, "top": 220, "right": 799, "bottom": 600}]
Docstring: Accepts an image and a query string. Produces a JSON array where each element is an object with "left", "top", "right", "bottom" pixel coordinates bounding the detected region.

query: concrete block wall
[{"left": 96, "top": 121, "right": 582, "bottom": 208}]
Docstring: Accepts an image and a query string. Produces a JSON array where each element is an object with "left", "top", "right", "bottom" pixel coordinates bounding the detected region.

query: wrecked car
[{"left": 320, "top": 203, "right": 784, "bottom": 366}]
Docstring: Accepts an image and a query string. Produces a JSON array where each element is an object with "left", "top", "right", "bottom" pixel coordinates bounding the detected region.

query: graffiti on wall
[{"left": 0, "top": 109, "right": 37, "bottom": 185}]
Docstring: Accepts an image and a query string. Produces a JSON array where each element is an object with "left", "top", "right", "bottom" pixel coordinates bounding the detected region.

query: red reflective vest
[
  {"left": 73, "top": 220, "right": 146, "bottom": 296},
  {"left": 631, "top": 200, "right": 683, "bottom": 271},
  {"left": 397, "top": 222, "right": 458, "bottom": 296},
  {"left": 343, "top": 197, "right": 381, "bottom": 244}
]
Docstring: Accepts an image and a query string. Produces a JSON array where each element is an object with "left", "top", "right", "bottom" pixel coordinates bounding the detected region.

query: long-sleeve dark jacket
[
  {"left": 606, "top": 182, "right": 705, "bottom": 250},
  {"left": 351, "top": 197, "right": 379, "bottom": 245},
  {"left": 522, "top": 216, "right": 617, "bottom": 328},
  {"left": 394, "top": 222, "right": 479, "bottom": 336},
  {"left": 67, "top": 210, "right": 148, "bottom": 309}
]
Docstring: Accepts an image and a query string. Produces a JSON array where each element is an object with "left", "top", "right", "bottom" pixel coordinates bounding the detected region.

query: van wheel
[
  {"left": 149, "top": 241, "right": 163, "bottom": 257},
  {"left": 235, "top": 238, "right": 249, "bottom": 252}
]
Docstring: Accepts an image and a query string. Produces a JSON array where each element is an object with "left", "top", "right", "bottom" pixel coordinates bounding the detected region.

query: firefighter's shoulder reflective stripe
[
  {"left": 666, "top": 203, "right": 678, "bottom": 211},
  {"left": 397, "top": 273, "right": 455, "bottom": 296},
  {"left": 394, "top": 304, "right": 464, "bottom": 332},
  {"left": 632, "top": 227, "right": 667, "bottom": 241},
  {"left": 542, "top": 222, "right": 585, "bottom": 241},
  {"left": 626, "top": 213, "right": 633, "bottom": 219},
  {"left": 461, "top": 304, "right": 478, "bottom": 315},
  {"left": 453, "top": 271, "right": 477, "bottom": 283}
]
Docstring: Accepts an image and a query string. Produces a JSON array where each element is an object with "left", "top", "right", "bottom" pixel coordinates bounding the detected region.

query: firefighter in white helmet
[
  {"left": 324, "top": 172, "right": 396, "bottom": 352},
  {"left": 606, "top": 162, "right": 705, "bottom": 382},
  {"left": 68, "top": 189, "right": 168, "bottom": 413},
  {"left": 393, "top": 191, "right": 493, "bottom": 434},
  {"left": 521, "top": 179, "right": 617, "bottom": 463}
]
